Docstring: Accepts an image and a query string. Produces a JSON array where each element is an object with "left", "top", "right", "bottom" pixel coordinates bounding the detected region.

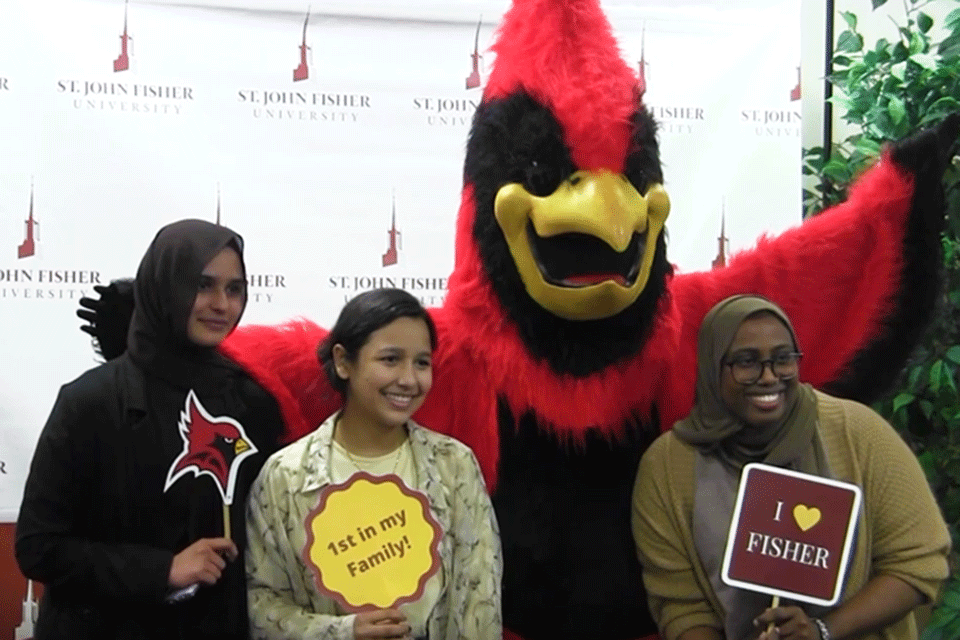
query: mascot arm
[
  {"left": 220, "top": 320, "right": 340, "bottom": 443},
  {"left": 672, "top": 115, "right": 960, "bottom": 405}
]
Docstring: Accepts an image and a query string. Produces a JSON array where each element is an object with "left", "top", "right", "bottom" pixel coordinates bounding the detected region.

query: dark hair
[{"left": 318, "top": 288, "right": 438, "bottom": 394}]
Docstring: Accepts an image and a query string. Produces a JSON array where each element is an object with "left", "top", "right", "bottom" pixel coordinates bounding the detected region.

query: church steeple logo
[
  {"left": 382, "top": 193, "right": 402, "bottom": 267},
  {"left": 711, "top": 203, "right": 729, "bottom": 270},
  {"left": 113, "top": 0, "right": 133, "bottom": 72},
  {"left": 465, "top": 17, "right": 484, "bottom": 90},
  {"left": 293, "top": 7, "right": 311, "bottom": 82},
  {"left": 17, "top": 180, "right": 39, "bottom": 259}
]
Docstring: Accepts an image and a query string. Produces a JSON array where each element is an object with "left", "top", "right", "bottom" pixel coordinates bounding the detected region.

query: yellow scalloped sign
[{"left": 303, "top": 472, "right": 442, "bottom": 611}]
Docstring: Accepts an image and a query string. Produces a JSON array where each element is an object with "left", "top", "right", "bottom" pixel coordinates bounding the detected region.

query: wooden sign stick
[{"left": 767, "top": 595, "right": 780, "bottom": 633}]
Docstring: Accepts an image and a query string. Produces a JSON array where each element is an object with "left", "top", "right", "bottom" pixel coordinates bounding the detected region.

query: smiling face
[
  {"left": 334, "top": 316, "right": 433, "bottom": 432},
  {"left": 185, "top": 247, "right": 246, "bottom": 347},
  {"left": 719, "top": 312, "right": 799, "bottom": 428}
]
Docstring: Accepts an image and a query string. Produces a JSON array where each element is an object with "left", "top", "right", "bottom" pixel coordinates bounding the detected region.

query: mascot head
[{"left": 454, "top": 0, "right": 673, "bottom": 377}]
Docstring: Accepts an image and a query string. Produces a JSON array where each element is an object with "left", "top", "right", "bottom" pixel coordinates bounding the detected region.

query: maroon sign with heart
[{"left": 721, "top": 463, "right": 862, "bottom": 605}]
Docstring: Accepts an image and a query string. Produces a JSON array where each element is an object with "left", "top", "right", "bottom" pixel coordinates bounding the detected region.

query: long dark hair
[{"left": 318, "top": 288, "right": 438, "bottom": 394}]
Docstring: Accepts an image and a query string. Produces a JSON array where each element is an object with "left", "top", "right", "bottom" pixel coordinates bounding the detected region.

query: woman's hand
[
  {"left": 168, "top": 537, "right": 238, "bottom": 588},
  {"left": 353, "top": 609, "right": 411, "bottom": 640},
  {"left": 754, "top": 606, "right": 821, "bottom": 640}
]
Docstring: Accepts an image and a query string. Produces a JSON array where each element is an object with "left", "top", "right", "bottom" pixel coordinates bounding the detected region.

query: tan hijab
[{"left": 673, "top": 294, "right": 825, "bottom": 474}]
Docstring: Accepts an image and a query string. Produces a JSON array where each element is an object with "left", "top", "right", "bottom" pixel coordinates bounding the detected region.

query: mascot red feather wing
[{"left": 78, "top": 0, "right": 955, "bottom": 638}]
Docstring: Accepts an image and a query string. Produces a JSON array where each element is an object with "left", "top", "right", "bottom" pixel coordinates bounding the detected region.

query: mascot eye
[
  {"left": 223, "top": 437, "right": 235, "bottom": 444},
  {"left": 525, "top": 159, "right": 564, "bottom": 197}
]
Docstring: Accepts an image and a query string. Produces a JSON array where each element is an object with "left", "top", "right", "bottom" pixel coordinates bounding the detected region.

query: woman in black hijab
[
  {"left": 16, "top": 219, "right": 283, "bottom": 640},
  {"left": 632, "top": 295, "right": 949, "bottom": 640}
]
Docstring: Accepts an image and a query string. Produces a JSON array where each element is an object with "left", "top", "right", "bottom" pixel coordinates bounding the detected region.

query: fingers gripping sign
[
  {"left": 755, "top": 605, "right": 821, "bottom": 640},
  {"left": 169, "top": 537, "right": 238, "bottom": 589},
  {"left": 354, "top": 609, "right": 412, "bottom": 640}
]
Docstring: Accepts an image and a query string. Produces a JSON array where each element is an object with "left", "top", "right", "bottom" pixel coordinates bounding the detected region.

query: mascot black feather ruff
[{"left": 80, "top": 0, "right": 959, "bottom": 638}]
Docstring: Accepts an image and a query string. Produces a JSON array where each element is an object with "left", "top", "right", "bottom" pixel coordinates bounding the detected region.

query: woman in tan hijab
[{"left": 632, "top": 294, "right": 949, "bottom": 640}]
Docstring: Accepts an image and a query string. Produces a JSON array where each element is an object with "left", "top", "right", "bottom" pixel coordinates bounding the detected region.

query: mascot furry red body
[{"left": 82, "top": 0, "right": 958, "bottom": 638}]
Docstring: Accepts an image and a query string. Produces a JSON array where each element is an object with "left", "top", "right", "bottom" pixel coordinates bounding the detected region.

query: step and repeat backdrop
[{"left": 0, "top": 0, "right": 801, "bottom": 628}]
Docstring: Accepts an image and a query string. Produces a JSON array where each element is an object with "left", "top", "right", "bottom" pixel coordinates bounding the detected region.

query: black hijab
[
  {"left": 127, "top": 219, "right": 246, "bottom": 390},
  {"left": 100, "top": 220, "right": 284, "bottom": 638}
]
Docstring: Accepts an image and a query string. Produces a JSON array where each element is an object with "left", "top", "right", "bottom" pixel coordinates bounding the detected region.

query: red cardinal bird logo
[{"left": 163, "top": 390, "right": 258, "bottom": 505}]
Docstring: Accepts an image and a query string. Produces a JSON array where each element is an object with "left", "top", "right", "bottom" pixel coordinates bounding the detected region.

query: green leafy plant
[{"left": 802, "top": 2, "right": 960, "bottom": 637}]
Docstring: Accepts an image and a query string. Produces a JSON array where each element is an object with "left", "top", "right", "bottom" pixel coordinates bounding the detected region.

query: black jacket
[{"left": 16, "top": 354, "right": 282, "bottom": 640}]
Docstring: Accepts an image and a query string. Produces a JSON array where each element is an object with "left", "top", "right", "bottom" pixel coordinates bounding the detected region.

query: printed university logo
[
  {"left": 293, "top": 7, "right": 311, "bottom": 82},
  {"left": 164, "top": 390, "right": 258, "bottom": 505},
  {"left": 382, "top": 193, "right": 402, "bottom": 267},
  {"left": 17, "top": 181, "right": 38, "bottom": 260},
  {"left": 114, "top": 0, "right": 133, "bottom": 72},
  {"left": 465, "top": 17, "right": 483, "bottom": 90}
]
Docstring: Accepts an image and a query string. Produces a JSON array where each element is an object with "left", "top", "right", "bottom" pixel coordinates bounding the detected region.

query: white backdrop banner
[{"left": 0, "top": 0, "right": 801, "bottom": 520}]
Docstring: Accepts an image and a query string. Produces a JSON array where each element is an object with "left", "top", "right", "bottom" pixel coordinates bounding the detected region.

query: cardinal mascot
[{"left": 79, "top": 0, "right": 959, "bottom": 638}]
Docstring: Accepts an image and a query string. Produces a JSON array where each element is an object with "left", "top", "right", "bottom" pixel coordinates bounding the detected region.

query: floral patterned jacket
[{"left": 246, "top": 413, "right": 503, "bottom": 640}]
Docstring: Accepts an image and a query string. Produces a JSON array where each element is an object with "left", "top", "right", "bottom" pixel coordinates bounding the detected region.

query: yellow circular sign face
[{"left": 303, "top": 472, "right": 443, "bottom": 611}]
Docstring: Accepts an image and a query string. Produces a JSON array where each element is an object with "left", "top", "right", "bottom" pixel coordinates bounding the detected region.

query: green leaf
[
  {"left": 889, "top": 64, "right": 907, "bottom": 85},
  {"left": 838, "top": 30, "right": 864, "bottom": 53},
  {"left": 870, "top": 0, "right": 888, "bottom": 8},
  {"left": 888, "top": 96, "right": 907, "bottom": 125},
  {"left": 945, "top": 7, "right": 960, "bottom": 30},
  {"left": 917, "top": 12, "right": 934, "bottom": 34},
  {"left": 927, "top": 96, "right": 960, "bottom": 121},
  {"left": 938, "top": 32, "right": 960, "bottom": 58},
  {"left": 823, "top": 158, "right": 852, "bottom": 182},
  {"left": 841, "top": 11, "right": 858, "bottom": 31},
  {"left": 945, "top": 365, "right": 959, "bottom": 395},
  {"left": 931, "top": 360, "right": 945, "bottom": 394},
  {"left": 833, "top": 54, "right": 853, "bottom": 67},
  {"left": 909, "top": 365, "right": 925, "bottom": 392},
  {"left": 944, "top": 589, "right": 960, "bottom": 610},
  {"left": 855, "top": 137, "right": 882, "bottom": 156},
  {"left": 909, "top": 31, "right": 926, "bottom": 55},
  {"left": 918, "top": 450, "right": 936, "bottom": 476},
  {"left": 893, "top": 392, "right": 916, "bottom": 413},
  {"left": 946, "top": 347, "right": 960, "bottom": 366},
  {"left": 893, "top": 41, "right": 909, "bottom": 62}
]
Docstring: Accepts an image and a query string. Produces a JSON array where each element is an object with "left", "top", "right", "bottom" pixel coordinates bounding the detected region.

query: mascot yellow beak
[
  {"left": 235, "top": 438, "right": 250, "bottom": 455},
  {"left": 494, "top": 170, "right": 670, "bottom": 321}
]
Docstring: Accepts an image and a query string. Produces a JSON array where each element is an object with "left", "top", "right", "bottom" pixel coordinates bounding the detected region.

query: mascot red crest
[
  {"left": 484, "top": 0, "right": 639, "bottom": 171},
  {"left": 164, "top": 389, "right": 258, "bottom": 505}
]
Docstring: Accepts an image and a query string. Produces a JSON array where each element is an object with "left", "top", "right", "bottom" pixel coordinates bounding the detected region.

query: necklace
[
  {"left": 333, "top": 418, "right": 407, "bottom": 477},
  {"left": 340, "top": 440, "right": 405, "bottom": 476}
]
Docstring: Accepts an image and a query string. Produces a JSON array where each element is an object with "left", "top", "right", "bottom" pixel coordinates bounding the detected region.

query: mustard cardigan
[{"left": 632, "top": 391, "right": 950, "bottom": 640}]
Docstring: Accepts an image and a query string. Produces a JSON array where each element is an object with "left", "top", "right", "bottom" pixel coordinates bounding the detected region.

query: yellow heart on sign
[{"left": 793, "top": 504, "right": 822, "bottom": 532}]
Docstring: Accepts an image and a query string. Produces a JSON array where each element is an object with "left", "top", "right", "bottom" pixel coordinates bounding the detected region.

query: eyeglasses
[{"left": 724, "top": 352, "right": 803, "bottom": 385}]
